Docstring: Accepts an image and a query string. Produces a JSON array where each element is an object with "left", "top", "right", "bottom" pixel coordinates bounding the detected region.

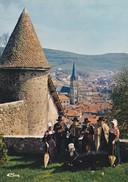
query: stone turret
[{"left": 0, "top": 8, "right": 51, "bottom": 135}]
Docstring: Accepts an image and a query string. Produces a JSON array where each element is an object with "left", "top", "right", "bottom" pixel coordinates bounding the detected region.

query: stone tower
[
  {"left": 0, "top": 8, "right": 51, "bottom": 135},
  {"left": 70, "top": 62, "right": 78, "bottom": 105}
]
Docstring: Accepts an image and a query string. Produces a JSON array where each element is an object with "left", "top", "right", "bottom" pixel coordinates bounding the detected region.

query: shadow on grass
[
  {"left": 2, "top": 154, "right": 66, "bottom": 172},
  {"left": 3, "top": 154, "right": 44, "bottom": 169},
  {"left": 2, "top": 154, "right": 110, "bottom": 174}
]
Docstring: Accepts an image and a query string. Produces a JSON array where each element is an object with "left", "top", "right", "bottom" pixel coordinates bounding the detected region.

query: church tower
[{"left": 70, "top": 62, "right": 78, "bottom": 105}]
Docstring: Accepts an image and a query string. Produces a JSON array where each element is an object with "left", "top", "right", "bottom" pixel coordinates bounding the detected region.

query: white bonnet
[
  {"left": 47, "top": 122, "right": 52, "bottom": 128},
  {"left": 68, "top": 143, "right": 75, "bottom": 150},
  {"left": 111, "top": 119, "right": 118, "bottom": 127}
]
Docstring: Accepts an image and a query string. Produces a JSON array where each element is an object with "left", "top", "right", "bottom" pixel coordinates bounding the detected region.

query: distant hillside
[
  {"left": 43, "top": 48, "right": 128, "bottom": 72},
  {"left": 0, "top": 47, "right": 128, "bottom": 71}
]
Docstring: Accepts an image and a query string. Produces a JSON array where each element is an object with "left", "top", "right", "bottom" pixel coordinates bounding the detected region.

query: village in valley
[{"left": 50, "top": 66, "right": 115, "bottom": 125}]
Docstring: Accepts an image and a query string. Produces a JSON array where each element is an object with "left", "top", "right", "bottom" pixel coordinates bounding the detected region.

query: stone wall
[
  {"left": 0, "top": 101, "right": 28, "bottom": 135},
  {"left": 0, "top": 69, "right": 49, "bottom": 135},
  {"left": 48, "top": 91, "right": 58, "bottom": 126},
  {"left": 18, "top": 70, "right": 49, "bottom": 135},
  {"left": 3, "top": 136, "right": 45, "bottom": 154}
]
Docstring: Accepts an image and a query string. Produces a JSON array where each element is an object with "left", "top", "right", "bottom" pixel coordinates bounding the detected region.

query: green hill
[{"left": 43, "top": 48, "right": 128, "bottom": 71}]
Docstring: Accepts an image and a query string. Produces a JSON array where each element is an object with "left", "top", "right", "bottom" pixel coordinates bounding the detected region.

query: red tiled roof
[
  {"left": 59, "top": 94, "right": 70, "bottom": 100},
  {"left": 63, "top": 117, "right": 71, "bottom": 123},
  {"left": 65, "top": 108, "right": 80, "bottom": 117}
]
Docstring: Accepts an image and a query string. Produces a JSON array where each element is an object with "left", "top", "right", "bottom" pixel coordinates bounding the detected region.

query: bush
[
  {"left": 120, "top": 128, "right": 128, "bottom": 139},
  {"left": 0, "top": 135, "right": 8, "bottom": 166},
  {"left": 110, "top": 68, "right": 128, "bottom": 138}
]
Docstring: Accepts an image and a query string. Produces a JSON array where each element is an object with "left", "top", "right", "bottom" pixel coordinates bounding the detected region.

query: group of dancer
[{"left": 44, "top": 115, "right": 120, "bottom": 169}]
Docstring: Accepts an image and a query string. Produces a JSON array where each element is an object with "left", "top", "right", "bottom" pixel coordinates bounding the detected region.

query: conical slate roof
[{"left": 0, "top": 8, "right": 50, "bottom": 69}]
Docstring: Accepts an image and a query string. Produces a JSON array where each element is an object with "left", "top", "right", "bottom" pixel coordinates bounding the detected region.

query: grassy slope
[{"left": 0, "top": 155, "right": 128, "bottom": 182}]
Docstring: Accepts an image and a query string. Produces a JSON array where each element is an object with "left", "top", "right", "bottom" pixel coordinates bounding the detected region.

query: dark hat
[
  {"left": 97, "top": 116, "right": 105, "bottom": 122},
  {"left": 72, "top": 116, "right": 79, "bottom": 122},
  {"left": 57, "top": 116, "right": 62, "bottom": 121},
  {"left": 83, "top": 118, "right": 90, "bottom": 123}
]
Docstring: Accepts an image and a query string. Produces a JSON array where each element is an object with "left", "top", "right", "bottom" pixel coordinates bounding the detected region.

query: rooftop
[{"left": 58, "top": 94, "right": 70, "bottom": 100}]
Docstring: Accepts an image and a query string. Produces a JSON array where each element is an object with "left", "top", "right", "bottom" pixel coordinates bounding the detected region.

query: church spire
[
  {"left": 70, "top": 62, "right": 78, "bottom": 105},
  {"left": 71, "top": 62, "right": 76, "bottom": 81}
]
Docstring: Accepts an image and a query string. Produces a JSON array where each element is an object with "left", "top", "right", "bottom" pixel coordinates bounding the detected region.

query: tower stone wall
[
  {"left": 18, "top": 70, "right": 49, "bottom": 135},
  {"left": 48, "top": 91, "right": 58, "bottom": 126},
  {"left": 0, "top": 69, "right": 49, "bottom": 135},
  {"left": 0, "top": 101, "right": 28, "bottom": 135}
]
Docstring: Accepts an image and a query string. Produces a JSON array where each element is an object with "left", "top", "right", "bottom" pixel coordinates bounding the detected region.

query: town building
[{"left": 58, "top": 94, "right": 70, "bottom": 108}]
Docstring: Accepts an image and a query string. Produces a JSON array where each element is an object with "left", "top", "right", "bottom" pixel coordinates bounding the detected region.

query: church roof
[
  {"left": 0, "top": 8, "right": 50, "bottom": 69},
  {"left": 55, "top": 85, "right": 70, "bottom": 94}
]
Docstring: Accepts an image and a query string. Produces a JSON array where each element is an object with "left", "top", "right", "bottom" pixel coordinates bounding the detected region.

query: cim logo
[{"left": 7, "top": 173, "right": 20, "bottom": 177}]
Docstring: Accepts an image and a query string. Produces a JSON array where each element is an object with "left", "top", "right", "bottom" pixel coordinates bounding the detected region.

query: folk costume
[
  {"left": 44, "top": 122, "right": 56, "bottom": 163},
  {"left": 62, "top": 143, "right": 81, "bottom": 171},
  {"left": 108, "top": 119, "right": 121, "bottom": 166},
  {"left": 70, "top": 117, "right": 81, "bottom": 150},
  {"left": 94, "top": 117, "right": 109, "bottom": 152},
  {"left": 80, "top": 118, "right": 95, "bottom": 152},
  {"left": 54, "top": 116, "right": 66, "bottom": 155}
]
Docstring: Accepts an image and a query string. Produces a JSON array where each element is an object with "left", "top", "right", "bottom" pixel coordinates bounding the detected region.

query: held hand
[
  {"left": 112, "top": 141, "right": 115, "bottom": 145},
  {"left": 85, "top": 128, "right": 89, "bottom": 133},
  {"left": 58, "top": 128, "right": 64, "bottom": 133},
  {"left": 45, "top": 142, "right": 49, "bottom": 148}
]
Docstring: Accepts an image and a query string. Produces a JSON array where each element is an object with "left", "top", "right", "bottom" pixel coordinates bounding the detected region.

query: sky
[{"left": 0, "top": 0, "right": 128, "bottom": 55}]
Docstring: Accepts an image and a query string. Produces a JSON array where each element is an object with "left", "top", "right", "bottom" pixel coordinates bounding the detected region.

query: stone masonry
[
  {"left": 0, "top": 101, "right": 28, "bottom": 135},
  {"left": 3, "top": 136, "right": 45, "bottom": 154},
  {"left": 0, "top": 69, "right": 49, "bottom": 135}
]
